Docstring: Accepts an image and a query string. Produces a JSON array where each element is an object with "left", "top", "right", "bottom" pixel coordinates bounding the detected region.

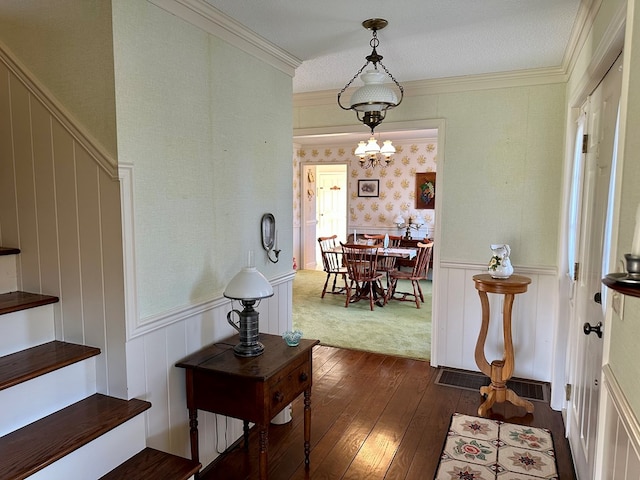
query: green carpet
[{"left": 292, "top": 269, "right": 431, "bottom": 360}]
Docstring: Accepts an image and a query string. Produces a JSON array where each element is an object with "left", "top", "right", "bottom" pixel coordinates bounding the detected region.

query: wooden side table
[
  {"left": 472, "top": 274, "right": 534, "bottom": 416},
  {"left": 176, "top": 333, "right": 319, "bottom": 479}
]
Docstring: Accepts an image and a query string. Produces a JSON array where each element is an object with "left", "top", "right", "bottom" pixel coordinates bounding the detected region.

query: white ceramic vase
[{"left": 488, "top": 244, "right": 514, "bottom": 279}]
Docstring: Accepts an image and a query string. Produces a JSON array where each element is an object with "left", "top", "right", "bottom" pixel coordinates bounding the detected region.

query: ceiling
[
  {"left": 203, "top": 0, "right": 584, "bottom": 95},
  {"left": 200, "top": 0, "right": 584, "bottom": 145}
]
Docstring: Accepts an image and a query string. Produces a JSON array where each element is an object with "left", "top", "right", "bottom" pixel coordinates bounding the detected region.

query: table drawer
[{"left": 269, "top": 358, "right": 311, "bottom": 414}]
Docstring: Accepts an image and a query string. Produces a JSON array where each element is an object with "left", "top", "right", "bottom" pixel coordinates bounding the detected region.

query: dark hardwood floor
[{"left": 201, "top": 345, "right": 576, "bottom": 479}]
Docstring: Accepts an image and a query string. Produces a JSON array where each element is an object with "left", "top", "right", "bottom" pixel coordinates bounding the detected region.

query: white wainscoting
[
  {"left": 434, "top": 262, "right": 557, "bottom": 383},
  {"left": 0, "top": 48, "right": 127, "bottom": 398},
  {"left": 597, "top": 365, "right": 640, "bottom": 480},
  {"left": 124, "top": 273, "right": 295, "bottom": 468}
]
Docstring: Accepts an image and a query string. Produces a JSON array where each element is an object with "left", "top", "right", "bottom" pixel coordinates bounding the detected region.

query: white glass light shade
[
  {"left": 354, "top": 141, "right": 367, "bottom": 158},
  {"left": 365, "top": 137, "right": 381, "bottom": 155},
  {"left": 349, "top": 70, "right": 398, "bottom": 111},
  {"left": 224, "top": 267, "right": 274, "bottom": 300},
  {"left": 394, "top": 214, "right": 405, "bottom": 225},
  {"left": 380, "top": 140, "right": 395, "bottom": 158}
]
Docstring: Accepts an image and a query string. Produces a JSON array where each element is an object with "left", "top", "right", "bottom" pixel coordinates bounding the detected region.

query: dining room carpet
[
  {"left": 434, "top": 413, "right": 558, "bottom": 479},
  {"left": 292, "top": 269, "right": 431, "bottom": 360}
]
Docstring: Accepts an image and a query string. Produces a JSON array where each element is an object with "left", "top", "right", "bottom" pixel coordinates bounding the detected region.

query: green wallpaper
[
  {"left": 0, "top": 0, "right": 118, "bottom": 158},
  {"left": 112, "top": 0, "right": 293, "bottom": 319},
  {"left": 294, "top": 82, "right": 566, "bottom": 267}
]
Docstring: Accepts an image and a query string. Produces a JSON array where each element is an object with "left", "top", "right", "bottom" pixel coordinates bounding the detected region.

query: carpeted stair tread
[
  {"left": 0, "top": 394, "right": 151, "bottom": 480},
  {"left": 0, "top": 340, "right": 100, "bottom": 391},
  {"left": 99, "top": 447, "right": 201, "bottom": 480},
  {"left": 0, "top": 247, "right": 20, "bottom": 256},
  {"left": 0, "top": 291, "right": 59, "bottom": 316}
]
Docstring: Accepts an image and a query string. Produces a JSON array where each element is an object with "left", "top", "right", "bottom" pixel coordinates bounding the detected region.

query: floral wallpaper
[{"left": 293, "top": 139, "right": 438, "bottom": 232}]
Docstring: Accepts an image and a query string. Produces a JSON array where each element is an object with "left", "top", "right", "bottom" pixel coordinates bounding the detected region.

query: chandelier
[
  {"left": 354, "top": 136, "right": 396, "bottom": 169},
  {"left": 337, "top": 18, "right": 404, "bottom": 134}
]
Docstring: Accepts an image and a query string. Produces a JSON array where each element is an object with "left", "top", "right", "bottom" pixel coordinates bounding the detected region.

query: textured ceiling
[{"left": 203, "top": 0, "right": 583, "bottom": 94}]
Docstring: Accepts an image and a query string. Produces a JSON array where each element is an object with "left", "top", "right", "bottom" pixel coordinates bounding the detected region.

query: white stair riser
[
  {"left": 0, "top": 255, "right": 18, "bottom": 294},
  {"left": 0, "top": 304, "right": 55, "bottom": 356},
  {"left": 0, "top": 357, "right": 97, "bottom": 436},
  {"left": 28, "top": 414, "right": 147, "bottom": 480}
]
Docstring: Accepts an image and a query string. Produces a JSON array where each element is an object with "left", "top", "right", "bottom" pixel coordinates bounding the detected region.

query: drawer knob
[
  {"left": 299, "top": 372, "right": 308, "bottom": 382},
  {"left": 274, "top": 392, "right": 284, "bottom": 403}
]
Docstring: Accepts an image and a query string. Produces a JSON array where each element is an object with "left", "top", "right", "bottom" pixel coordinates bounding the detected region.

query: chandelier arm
[{"left": 337, "top": 61, "right": 372, "bottom": 110}]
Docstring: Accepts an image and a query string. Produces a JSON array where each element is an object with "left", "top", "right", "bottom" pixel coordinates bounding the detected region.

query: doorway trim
[{"left": 294, "top": 118, "right": 447, "bottom": 364}]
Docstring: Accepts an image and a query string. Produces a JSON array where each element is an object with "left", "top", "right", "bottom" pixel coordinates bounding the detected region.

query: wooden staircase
[{"left": 0, "top": 247, "right": 200, "bottom": 479}]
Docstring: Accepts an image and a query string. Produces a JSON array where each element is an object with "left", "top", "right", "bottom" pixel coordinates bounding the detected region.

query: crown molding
[
  {"left": 148, "top": 0, "right": 301, "bottom": 77},
  {"left": 294, "top": 66, "right": 568, "bottom": 108}
]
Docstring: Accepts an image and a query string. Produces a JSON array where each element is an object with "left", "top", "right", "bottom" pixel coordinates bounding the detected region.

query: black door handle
[
  {"left": 583, "top": 322, "right": 603, "bottom": 338},
  {"left": 594, "top": 292, "right": 602, "bottom": 304}
]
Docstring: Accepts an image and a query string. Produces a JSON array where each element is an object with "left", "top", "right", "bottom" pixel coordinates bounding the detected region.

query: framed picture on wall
[
  {"left": 415, "top": 172, "right": 436, "bottom": 209},
  {"left": 358, "top": 179, "right": 379, "bottom": 197}
]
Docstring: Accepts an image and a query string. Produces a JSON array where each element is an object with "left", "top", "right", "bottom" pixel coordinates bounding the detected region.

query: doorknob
[
  {"left": 593, "top": 292, "right": 602, "bottom": 304},
  {"left": 583, "top": 322, "right": 603, "bottom": 338}
]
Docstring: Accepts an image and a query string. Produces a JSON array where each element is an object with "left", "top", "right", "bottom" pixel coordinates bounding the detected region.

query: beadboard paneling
[
  {"left": 125, "top": 277, "right": 294, "bottom": 466},
  {"left": 0, "top": 53, "right": 126, "bottom": 396},
  {"left": 599, "top": 365, "right": 640, "bottom": 479},
  {"left": 435, "top": 263, "right": 557, "bottom": 383}
]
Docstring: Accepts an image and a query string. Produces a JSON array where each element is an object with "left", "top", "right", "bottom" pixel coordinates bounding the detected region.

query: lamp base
[{"left": 233, "top": 341, "right": 264, "bottom": 357}]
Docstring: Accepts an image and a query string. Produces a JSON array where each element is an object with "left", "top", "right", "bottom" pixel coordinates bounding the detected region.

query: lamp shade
[
  {"left": 394, "top": 214, "right": 405, "bottom": 225},
  {"left": 224, "top": 267, "right": 274, "bottom": 300},
  {"left": 349, "top": 70, "right": 398, "bottom": 112},
  {"left": 380, "top": 140, "right": 396, "bottom": 158},
  {"left": 354, "top": 141, "right": 367, "bottom": 158},
  {"left": 365, "top": 137, "right": 381, "bottom": 155}
]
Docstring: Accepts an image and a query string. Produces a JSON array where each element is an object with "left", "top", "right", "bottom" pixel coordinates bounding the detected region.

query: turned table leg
[
  {"left": 259, "top": 425, "right": 268, "bottom": 480},
  {"left": 304, "top": 387, "right": 312, "bottom": 467}
]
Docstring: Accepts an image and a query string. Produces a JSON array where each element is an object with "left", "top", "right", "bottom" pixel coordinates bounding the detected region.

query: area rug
[
  {"left": 292, "top": 269, "right": 431, "bottom": 360},
  {"left": 435, "top": 413, "right": 558, "bottom": 479}
]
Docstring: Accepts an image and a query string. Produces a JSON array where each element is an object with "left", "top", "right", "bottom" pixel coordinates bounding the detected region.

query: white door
[
  {"left": 566, "top": 54, "right": 622, "bottom": 480},
  {"left": 316, "top": 168, "right": 347, "bottom": 265}
]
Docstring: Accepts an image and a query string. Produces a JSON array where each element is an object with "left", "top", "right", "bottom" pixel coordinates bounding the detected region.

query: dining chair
[
  {"left": 385, "top": 241, "right": 433, "bottom": 309},
  {"left": 364, "top": 234, "right": 403, "bottom": 286},
  {"left": 317, "top": 235, "right": 348, "bottom": 298},
  {"left": 341, "top": 243, "right": 386, "bottom": 310}
]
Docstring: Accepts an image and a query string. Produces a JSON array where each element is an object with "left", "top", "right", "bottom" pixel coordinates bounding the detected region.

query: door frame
[
  {"left": 557, "top": 5, "right": 626, "bottom": 478},
  {"left": 294, "top": 118, "right": 446, "bottom": 364},
  {"left": 299, "top": 162, "right": 349, "bottom": 270}
]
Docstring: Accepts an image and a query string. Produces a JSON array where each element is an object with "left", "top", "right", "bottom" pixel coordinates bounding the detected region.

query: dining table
[
  {"left": 330, "top": 245, "right": 417, "bottom": 260},
  {"left": 332, "top": 244, "right": 417, "bottom": 307}
]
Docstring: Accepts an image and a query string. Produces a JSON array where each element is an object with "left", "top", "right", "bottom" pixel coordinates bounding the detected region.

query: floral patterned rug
[{"left": 435, "top": 413, "right": 558, "bottom": 479}]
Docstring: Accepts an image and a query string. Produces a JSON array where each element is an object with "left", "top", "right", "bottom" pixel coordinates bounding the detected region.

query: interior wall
[
  {"left": 0, "top": 0, "right": 118, "bottom": 158},
  {"left": 294, "top": 139, "right": 438, "bottom": 247},
  {"left": 112, "top": 0, "right": 293, "bottom": 320},
  {"left": 294, "top": 83, "right": 565, "bottom": 268},
  {"left": 607, "top": 0, "right": 640, "bottom": 421}
]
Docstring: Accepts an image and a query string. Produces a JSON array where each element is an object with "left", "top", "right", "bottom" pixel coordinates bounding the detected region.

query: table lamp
[{"left": 224, "top": 253, "right": 274, "bottom": 357}]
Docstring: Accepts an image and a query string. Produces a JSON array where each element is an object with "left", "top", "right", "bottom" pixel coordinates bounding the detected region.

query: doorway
[{"left": 315, "top": 164, "right": 348, "bottom": 266}]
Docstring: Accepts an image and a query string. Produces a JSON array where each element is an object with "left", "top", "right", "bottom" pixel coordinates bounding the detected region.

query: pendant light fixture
[
  {"left": 338, "top": 18, "right": 403, "bottom": 169},
  {"left": 337, "top": 18, "right": 404, "bottom": 134}
]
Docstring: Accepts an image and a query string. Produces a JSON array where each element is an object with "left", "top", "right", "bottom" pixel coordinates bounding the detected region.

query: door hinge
[
  {"left": 574, "top": 262, "right": 580, "bottom": 281},
  {"left": 566, "top": 384, "right": 572, "bottom": 401},
  {"left": 582, "top": 134, "right": 589, "bottom": 153}
]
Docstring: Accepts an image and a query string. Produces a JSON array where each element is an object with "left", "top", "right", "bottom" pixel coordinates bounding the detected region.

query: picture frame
[
  {"left": 415, "top": 172, "right": 436, "bottom": 209},
  {"left": 358, "top": 179, "right": 379, "bottom": 197}
]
